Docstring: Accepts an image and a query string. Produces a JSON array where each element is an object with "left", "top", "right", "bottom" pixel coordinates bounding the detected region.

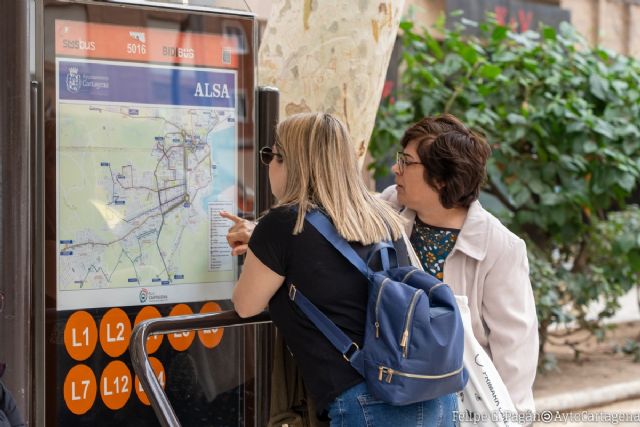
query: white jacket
[{"left": 381, "top": 185, "right": 539, "bottom": 413}]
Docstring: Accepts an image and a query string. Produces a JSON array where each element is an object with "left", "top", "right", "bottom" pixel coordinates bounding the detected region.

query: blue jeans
[{"left": 327, "top": 382, "right": 458, "bottom": 427}]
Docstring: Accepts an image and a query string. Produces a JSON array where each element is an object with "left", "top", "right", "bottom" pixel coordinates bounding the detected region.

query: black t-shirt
[{"left": 248, "top": 206, "right": 409, "bottom": 413}]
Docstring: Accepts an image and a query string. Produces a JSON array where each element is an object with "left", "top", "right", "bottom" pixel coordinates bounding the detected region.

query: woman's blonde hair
[{"left": 275, "top": 112, "right": 405, "bottom": 244}]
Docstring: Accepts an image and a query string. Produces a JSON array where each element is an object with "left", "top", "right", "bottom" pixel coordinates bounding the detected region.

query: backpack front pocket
[
  {"left": 377, "top": 364, "right": 465, "bottom": 383},
  {"left": 374, "top": 278, "right": 391, "bottom": 338},
  {"left": 400, "top": 289, "right": 423, "bottom": 358}
]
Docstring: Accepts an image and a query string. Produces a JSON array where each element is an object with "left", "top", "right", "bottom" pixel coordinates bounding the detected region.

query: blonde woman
[{"left": 223, "top": 113, "right": 457, "bottom": 426}]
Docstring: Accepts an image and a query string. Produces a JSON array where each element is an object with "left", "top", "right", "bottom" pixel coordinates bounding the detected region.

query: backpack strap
[
  {"left": 286, "top": 210, "right": 398, "bottom": 376},
  {"left": 287, "top": 284, "right": 364, "bottom": 376},
  {"left": 305, "top": 210, "right": 396, "bottom": 276},
  {"left": 365, "top": 241, "right": 397, "bottom": 271}
]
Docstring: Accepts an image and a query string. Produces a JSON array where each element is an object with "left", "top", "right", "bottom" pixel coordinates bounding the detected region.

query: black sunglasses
[{"left": 259, "top": 146, "right": 284, "bottom": 165}]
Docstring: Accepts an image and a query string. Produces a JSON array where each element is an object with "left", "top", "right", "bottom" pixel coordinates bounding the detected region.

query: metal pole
[
  {"left": 130, "top": 311, "right": 271, "bottom": 427},
  {"left": 255, "top": 86, "right": 279, "bottom": 426},
  {"left": 0, "top": 0, "right": 32, "bottom": 423},
  {"left": 256, "top": 86, "right": 279, "bottom": 215}
]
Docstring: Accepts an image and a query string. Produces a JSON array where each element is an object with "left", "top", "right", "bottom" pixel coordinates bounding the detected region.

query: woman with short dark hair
[
  {"left": 398, "top": 114, "right": 491, "bottom": 210},
  {"left": 382, "top": 114, "right": 539, "bottom": 414}
]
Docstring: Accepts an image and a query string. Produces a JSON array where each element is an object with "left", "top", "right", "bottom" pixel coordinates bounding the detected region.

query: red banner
[{"left": 55, "top": 20, "right": 239, "bottom": 68}]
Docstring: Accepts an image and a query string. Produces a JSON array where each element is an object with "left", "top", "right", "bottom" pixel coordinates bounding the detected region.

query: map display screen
[
  {"left": 54, "top": 20, "right": 241, "bottom": 310},
  {"left": 42, "top": 5, "right": 258, "bottom": 425}
]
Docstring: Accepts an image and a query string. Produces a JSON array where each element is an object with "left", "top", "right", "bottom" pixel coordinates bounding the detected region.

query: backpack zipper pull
[
  {"left": 400, "top": 329, "right": 409, "bottom": 357},
  {"left": 375, "top": 321, "right": 380, "bottom": 338},
  {"left": 385, "top": 368, "right": 394, "bottom": 383},
  {"left": 378, "top": 366, "right": 384, "bottom": 381}
]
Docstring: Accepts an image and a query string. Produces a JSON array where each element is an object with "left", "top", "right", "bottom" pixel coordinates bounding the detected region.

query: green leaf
[
  {"left": 620, "top": 123, "right": 640, "bottom": 137},
  {"left": 611, "top": 80, "right": 629, "bottom": 93},
  {"left": 542, "top": 163, "right": 557, "bottom": 181},
  {"left": 394, "top": 100, "right": 412, "bottom": 111},
  {"left": 623, "top": 139, "right": 639, "bottom": 155},
  {"left": 567, "top": 122, "right": 586, "bottom": 133},
  {"left": 593, "top": 120, "right": 614, "bottom": 139},
  {"left": 442, "top": 54, "right": 463, "bottom": 75},
  {"left": 615, "top": 235, "right": 637, "bottom": 253},
  {"left": 419, "top": 69, "right": 436, "bottom": 86},
  {"left": 529, "top": 179, "right": 546, "bottom": 195},
  {"left": 420, "top": 96, "right": 438, "bottom": 116},
  {"left": 461, "top": 45, "right": 478, "bottom": 65},
  {"left": 550, "top": 207, "right": 566, "bottom": 225},
  {"left": 583, "top": 141, "right": 598, "bottom": 153},
  {"left": 426, "top": 37, "right": 444, "bottom": 61},
  {"left": 513, "top": 186, "right": 532, "bottom": 206},
  {"left": 478, "top": 85, "right": 494, "bottom": 96},
  {"left": 399, "top": 21, "right": 414, "bottom": 31},
  {"left": 542, "top": 27, "right": 557, "bottom": 41},
  {"left": 589, "top": 74, "right": 609, "bottom": 100},
  {"left": 541, "top": 192, "right": 563, "bottom": 206},
  {"left": 618, "top": 173, "right": 636, "bottom": 192},
  {"left": 492, "top": 26, "right": 508, "bottom": 42},
  {"left": 507, "top": 113, "right": 527, "bottom": 125},
  {"left": 479, "top": 64, "right": 502, "bottom": 80},
  {"left": 493, "top": 52, "right": 517, "bottom": 63}
]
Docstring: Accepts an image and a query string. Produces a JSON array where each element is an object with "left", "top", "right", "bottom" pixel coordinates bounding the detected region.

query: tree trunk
[{"left": 258, "top": 0, "right": 405, "bottom": 166}]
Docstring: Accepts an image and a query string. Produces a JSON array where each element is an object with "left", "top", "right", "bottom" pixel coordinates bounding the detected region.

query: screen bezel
[{"left": 41, "top": 1, "right": 257, "bottom": 424}]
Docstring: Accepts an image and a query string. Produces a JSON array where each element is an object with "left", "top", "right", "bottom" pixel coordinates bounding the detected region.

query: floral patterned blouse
[{"left": 409, "top": 216, "right": 460, "bottom": 280}]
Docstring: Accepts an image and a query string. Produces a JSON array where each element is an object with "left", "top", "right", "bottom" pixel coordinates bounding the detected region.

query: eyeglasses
[
  {"left": 259, "top": 146, "right": 284, "bottom": 165},
  {"left": 396, "top": 152, "right": 422, "bottom": 174}
]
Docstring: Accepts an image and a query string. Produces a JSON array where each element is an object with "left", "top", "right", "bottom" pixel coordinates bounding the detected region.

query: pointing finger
[{"left": 219, "top": 210, "right": 243, "bottom": 224}]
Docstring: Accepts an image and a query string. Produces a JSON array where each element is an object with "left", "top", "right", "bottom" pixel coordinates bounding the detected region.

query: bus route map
[{"left": 56, "top": 59, "right": 238, "bottom": 310}]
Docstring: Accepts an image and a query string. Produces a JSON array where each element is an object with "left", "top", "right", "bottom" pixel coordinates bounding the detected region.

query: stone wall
[{"left": 404, "top": 0, "right": 640, "bottom": 58}]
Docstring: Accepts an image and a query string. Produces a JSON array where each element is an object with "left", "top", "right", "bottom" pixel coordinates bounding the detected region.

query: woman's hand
[{"left": 220, "top": 211, "right": 256, "bottom": 256}]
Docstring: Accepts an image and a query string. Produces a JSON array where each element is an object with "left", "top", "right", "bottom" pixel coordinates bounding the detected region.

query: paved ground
[
  {"left": 534, "top": 322, "right": 640, "bottom": 402},
  {"left": 532, "top": 320, "right": 640, "bottom": 425}
]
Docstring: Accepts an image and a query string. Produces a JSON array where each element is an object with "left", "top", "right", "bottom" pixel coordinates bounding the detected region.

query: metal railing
[{"left": 129, "top": 310, "right": 272, "bottom": 427}]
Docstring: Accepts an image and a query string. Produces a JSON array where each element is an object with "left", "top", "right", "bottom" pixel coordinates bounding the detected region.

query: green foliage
[
  {"left": 529, "top": 208, "right": 640, "bottom": 366},
  {"left": 371, "top": 17, "right": 640, "bottom": 364}
]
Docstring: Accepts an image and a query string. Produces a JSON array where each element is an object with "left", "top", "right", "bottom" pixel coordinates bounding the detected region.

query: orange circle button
[
  {"left": 100, "top": 360, "right": 132, "bottom": 410},
  {"left": 99, "top": 308, "right": 132, "bottom": 358},
  {"left": 64, "top": 311, "right": 98, "bottom": 361},
  {"left": 198, "top": 302, "right": 224, "bottom": 349},
  {"left": 134, "top": 306, "right": 163, "bottom": 354},
  {"left": 64, "top": 364, "right": 97, "bottom": 415},
  {"left": 167, "top": 304, "right": 194, "bottom": 351},
  {"left": 134, "top": 357, "right": 166, "bottom": 406}
]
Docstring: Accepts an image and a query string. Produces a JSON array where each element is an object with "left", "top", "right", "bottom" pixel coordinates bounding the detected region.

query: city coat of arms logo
[
  {"left": 139, "top": 288, "right": 149, "bottom": 303},
  {"left": 65, "top": 66, "right": 81, "bottom": 93}
]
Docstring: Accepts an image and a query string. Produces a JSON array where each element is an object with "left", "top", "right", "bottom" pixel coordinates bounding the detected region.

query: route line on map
[{"left": 60, "top": 104, "right": 225, "bottom": 287}]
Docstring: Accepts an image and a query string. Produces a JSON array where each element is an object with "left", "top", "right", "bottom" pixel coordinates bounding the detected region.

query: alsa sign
[{"left": 447, "top": 0, "right": 571, "bottom": 33}]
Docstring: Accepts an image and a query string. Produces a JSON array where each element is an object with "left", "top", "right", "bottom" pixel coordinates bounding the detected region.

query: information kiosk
[{"left": 35, "top": 1, "right": 262, "bottom": 425}]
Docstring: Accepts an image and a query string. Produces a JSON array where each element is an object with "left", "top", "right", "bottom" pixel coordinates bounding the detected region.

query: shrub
[{"left": 371, "top": 16, "right": 640, "bottom": 365}]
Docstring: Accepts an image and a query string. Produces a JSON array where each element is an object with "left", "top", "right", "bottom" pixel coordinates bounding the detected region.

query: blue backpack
[{"left": 288, "top": 210, "right": 468, "bottom": 405}]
